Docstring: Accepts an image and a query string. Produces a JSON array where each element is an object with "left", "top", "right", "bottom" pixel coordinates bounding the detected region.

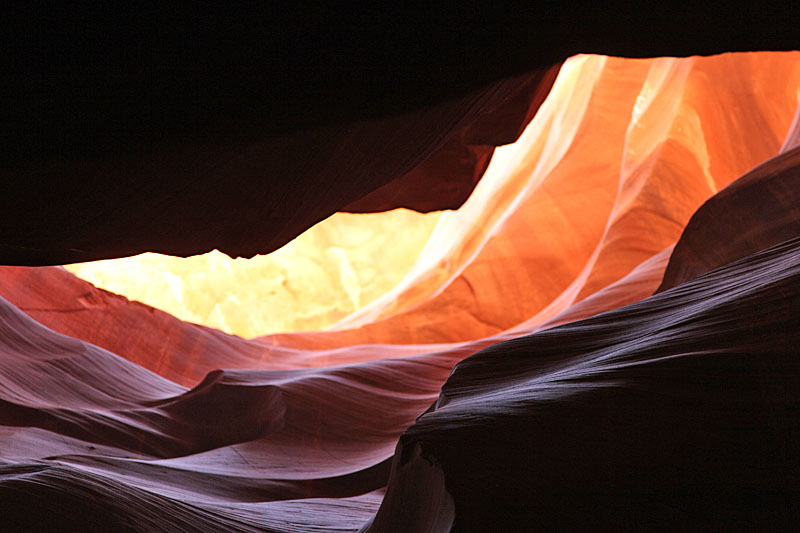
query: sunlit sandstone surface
[
  {"left": 65, "top": 53, "right": 800, "bottom": 343},
  {"left": 65, "top": 209, "right": 442, "bottom": 337},
  {"left": 2, "top": 52, "right": 800, "bottom": 531}
]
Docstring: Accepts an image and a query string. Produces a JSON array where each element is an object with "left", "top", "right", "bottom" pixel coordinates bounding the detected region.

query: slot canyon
[{"left": 2, "top": 7, "right": 800, "bottom": 532}]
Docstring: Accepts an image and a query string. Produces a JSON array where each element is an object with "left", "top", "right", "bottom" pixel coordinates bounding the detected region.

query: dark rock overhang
[{"left": 3, "top": 5, "right": 799, "bottom": 265}]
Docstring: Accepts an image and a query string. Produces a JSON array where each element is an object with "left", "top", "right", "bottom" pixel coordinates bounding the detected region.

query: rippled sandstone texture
[{"left": 2, "top": 42, "right": 800, "bottom": 533}]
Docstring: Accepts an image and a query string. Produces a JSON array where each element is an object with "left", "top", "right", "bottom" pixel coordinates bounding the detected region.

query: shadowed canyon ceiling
[{"left": 2, "top": 7, "right": 800, "bottom": 531}]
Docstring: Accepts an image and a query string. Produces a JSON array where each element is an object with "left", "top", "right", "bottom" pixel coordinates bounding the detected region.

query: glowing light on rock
[
  {"left": 63, "top": 52, "right": 800, "bottom": 346},
  {"left": 65, "top": 209, "right": 441, "bottom": 337}
]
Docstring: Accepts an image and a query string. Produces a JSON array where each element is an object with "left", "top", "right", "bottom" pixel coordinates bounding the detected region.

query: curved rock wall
[{"left": 2, "top": 51, "right": 800, "bottom": 531}]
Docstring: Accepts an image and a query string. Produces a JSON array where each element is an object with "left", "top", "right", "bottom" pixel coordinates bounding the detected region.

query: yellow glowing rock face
[{"left": 65, "top": 209, "right": 441, "bottom": 338}]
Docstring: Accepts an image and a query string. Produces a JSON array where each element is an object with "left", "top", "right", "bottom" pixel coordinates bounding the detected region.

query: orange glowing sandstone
[
  {"left": 57, "top": 53, "right": 800, "bottom": 345},
  {"left": 287, "top": 52, "right": 800, "bottom": 346}
]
